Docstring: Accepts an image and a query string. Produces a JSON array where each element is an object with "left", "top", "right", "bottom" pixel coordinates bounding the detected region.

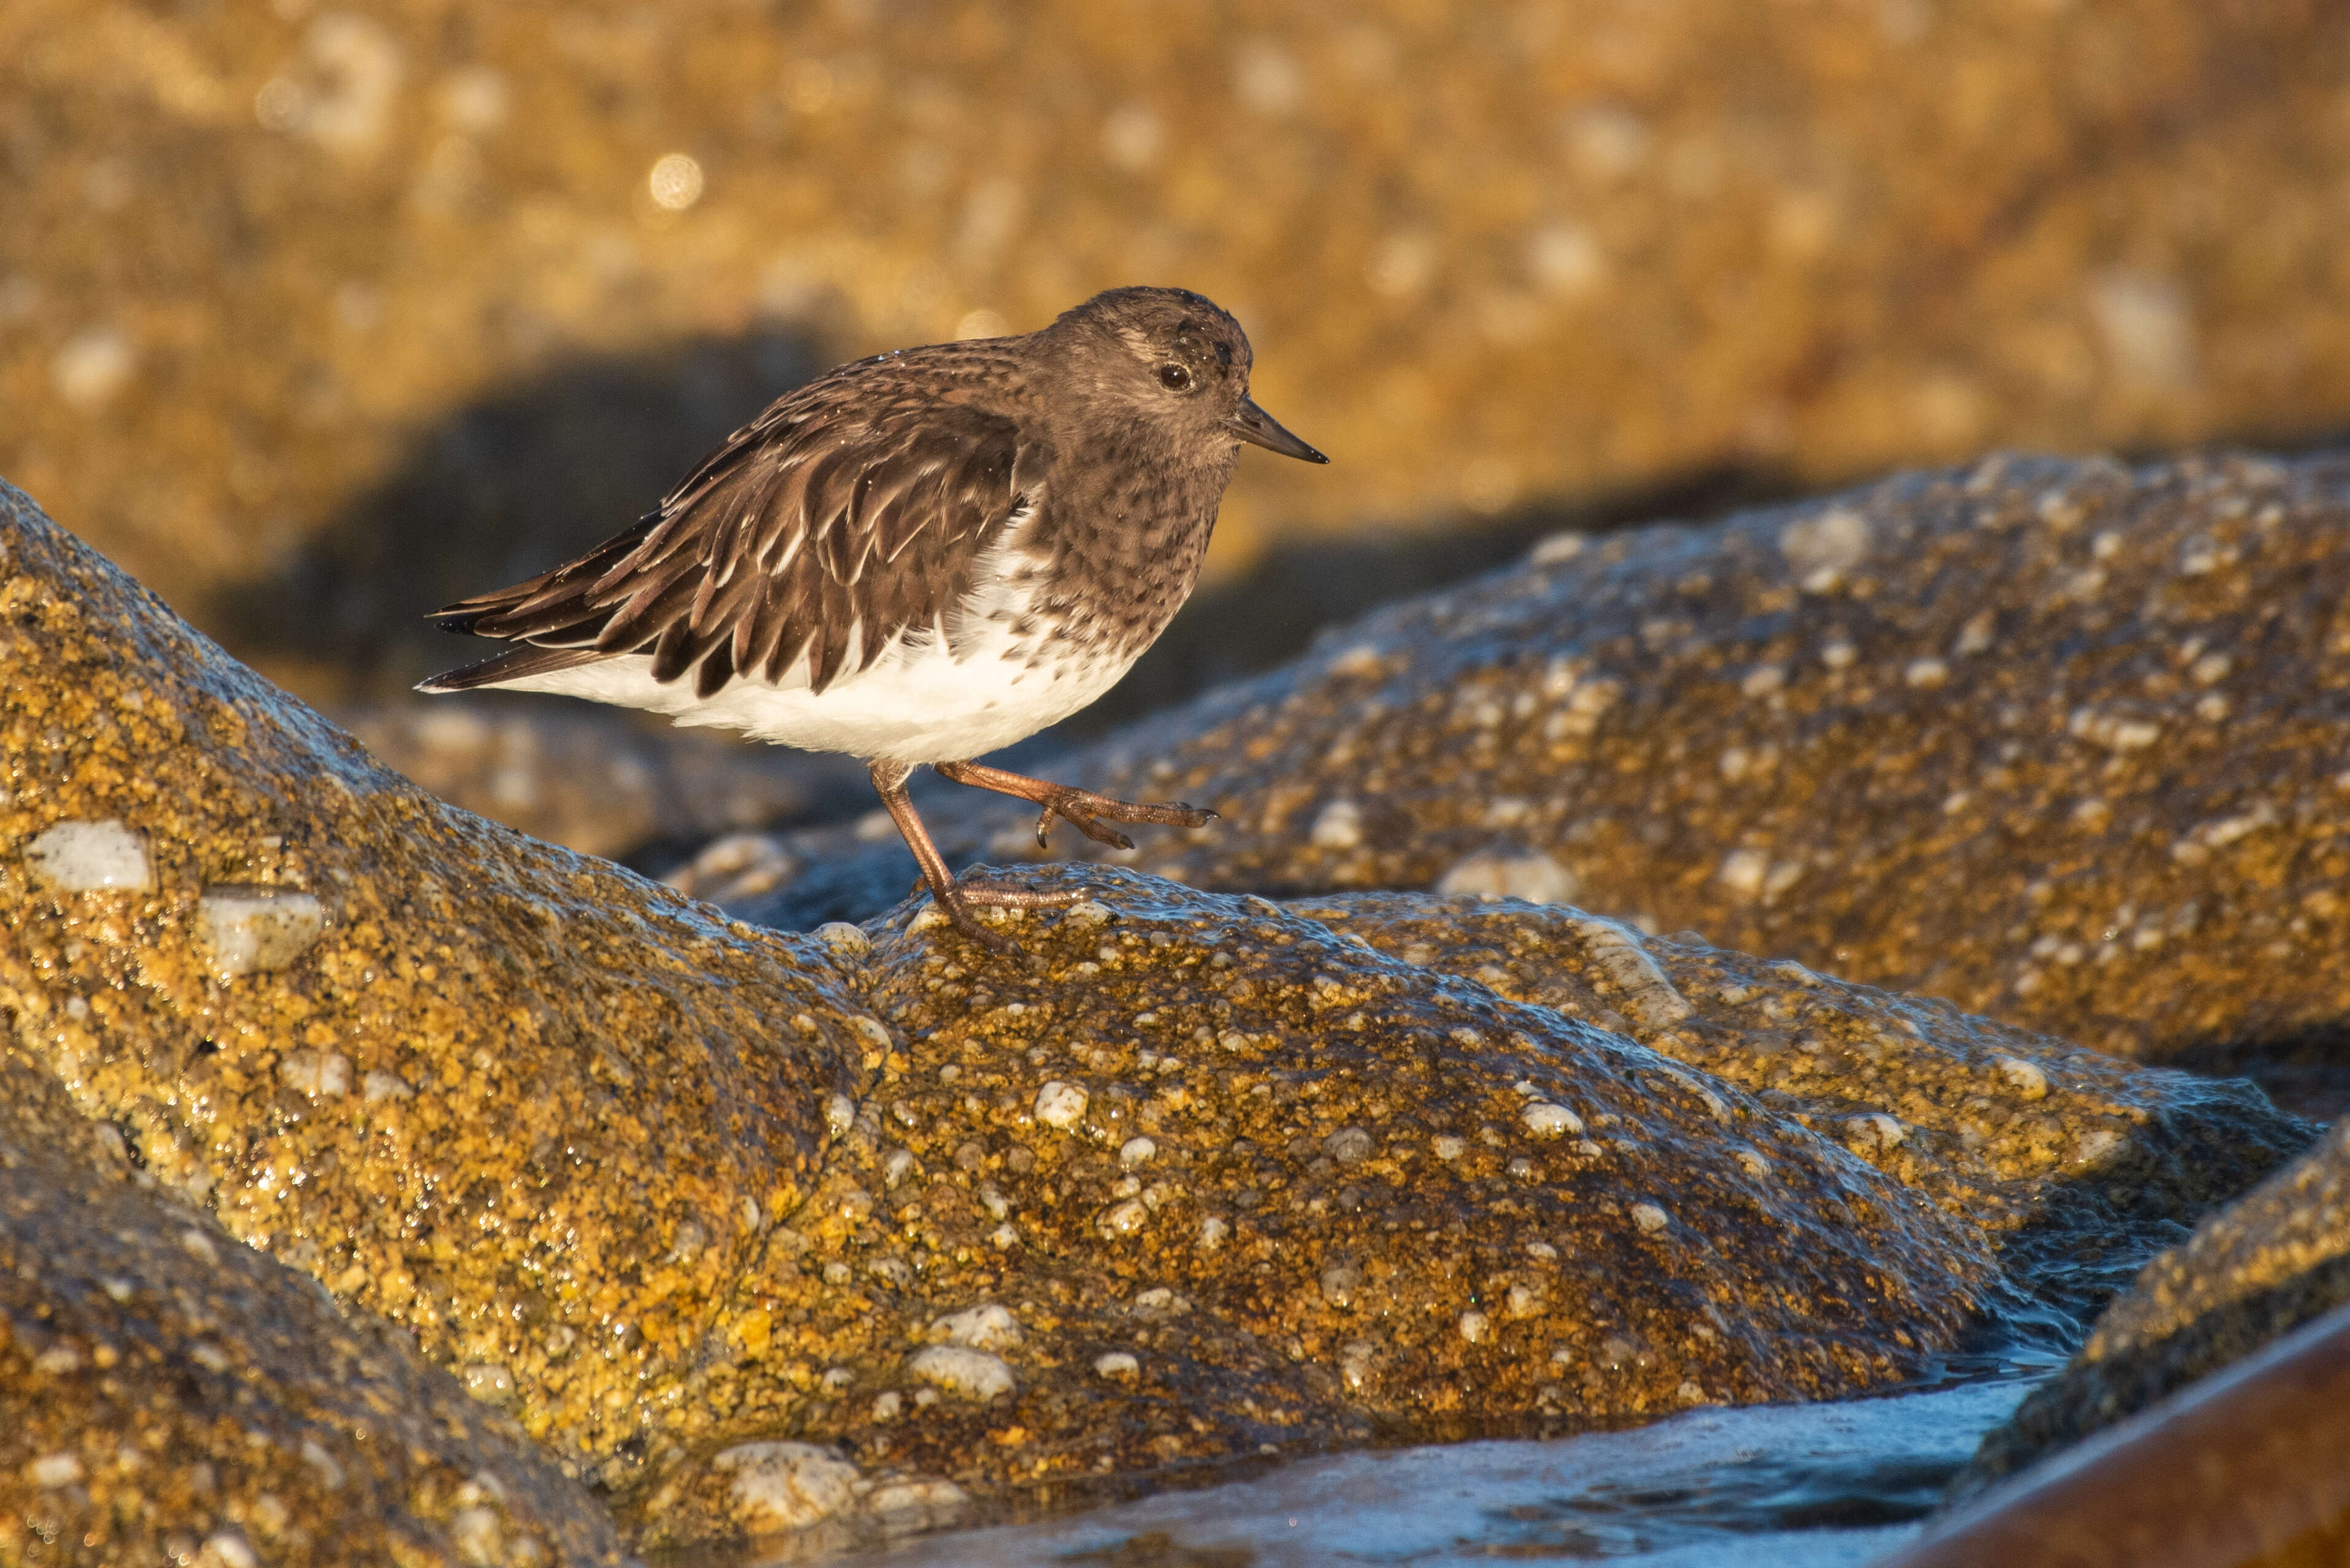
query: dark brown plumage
[{"left": 421, "top": 286, "right": 1326, "bottom": 944}]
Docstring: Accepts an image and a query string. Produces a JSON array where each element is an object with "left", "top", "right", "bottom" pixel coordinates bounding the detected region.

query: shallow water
[{"left": 807, "top": 1378, "right": 2038, "bottom": 1568}]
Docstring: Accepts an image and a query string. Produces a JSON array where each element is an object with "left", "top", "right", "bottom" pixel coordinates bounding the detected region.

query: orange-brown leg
[
  {"left": 868, "top": 760, "right": 1079, "bottom": 947},
  {"left": 932, "top": 759, "right": 1217, "bottom": 851}
]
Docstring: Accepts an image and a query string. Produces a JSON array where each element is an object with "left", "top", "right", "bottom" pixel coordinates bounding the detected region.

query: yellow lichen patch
[{"left": 0, "top": 1050, "right": 631, "bottom": 1567}]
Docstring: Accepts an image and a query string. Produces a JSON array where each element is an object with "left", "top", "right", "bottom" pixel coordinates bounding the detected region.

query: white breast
[
  {"left": 481, "top": 529, "right": 1142, "bottom": 763},
  {"left": 494, "top": 623, "right": 1132, "bottom": 761}
]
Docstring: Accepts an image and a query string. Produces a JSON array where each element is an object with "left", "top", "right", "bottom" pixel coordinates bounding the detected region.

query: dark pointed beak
[{"left": 1227, "top": 395, "right": 1330, "bottom": 464}]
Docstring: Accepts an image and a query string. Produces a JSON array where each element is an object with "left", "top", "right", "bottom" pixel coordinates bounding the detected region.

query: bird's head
[{"left": 1048, "top": 285, "right": 1328, "bottom": 465}]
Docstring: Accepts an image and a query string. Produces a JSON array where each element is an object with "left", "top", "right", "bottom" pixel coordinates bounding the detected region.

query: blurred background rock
[{"left": 7, "top": 0, "right": 2349, "bottom": 853}]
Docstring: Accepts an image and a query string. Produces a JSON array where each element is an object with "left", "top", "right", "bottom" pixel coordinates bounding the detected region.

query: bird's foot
[
  {"left": 930, "top": 761, "right": 1217, "bottom": 852},
  {"left": 1031, "top": 785, "right": 1218, "bottom": 851},
  {"left": 916, "top": 875, "right": 1086, "bottom": 953}
]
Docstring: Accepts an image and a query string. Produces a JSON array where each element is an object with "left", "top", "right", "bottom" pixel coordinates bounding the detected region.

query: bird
[{"left": 419, "top": 285, "right": 1328, "bottom": 944}]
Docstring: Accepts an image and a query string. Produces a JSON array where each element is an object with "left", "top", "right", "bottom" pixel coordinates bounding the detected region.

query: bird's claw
[
  {"left": 1033, "top": 803, "right": 1136, "bottom": 852},
  {"left": 946, "top": 904, "right": 1017, "bottom": 954}
]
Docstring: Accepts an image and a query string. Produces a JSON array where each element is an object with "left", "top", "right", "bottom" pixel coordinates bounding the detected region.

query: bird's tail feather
[{"left": 416, "top": 644, "right": 608, "bottom": 694}]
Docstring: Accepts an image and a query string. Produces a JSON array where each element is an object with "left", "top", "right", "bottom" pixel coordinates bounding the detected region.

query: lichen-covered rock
[
  {"left": 1296, "top": 895, "right": 2308, "bottom": 1322},
  {"left": 0, "top": 481, "right": 871, "bottom": 1473},
  {"left": 1957, "top": 1113, "right": 2350, "bottom": 1500},
  {"left": 0, "top": 1049, "right": 631, "bottom": 1568},
  {"left": 747, "top": 452, "right": 2350, "bottom": 1093},
  {"left": 1, "top": 478, "right": 2311, "bottom": 1559},
  {"left": 619, "top": 870, "right": 2004, "bottom": 1551},
  {"left": 614, "top": 873, "right": 2303, "bottom": 1556},
  {"left": 12, "top": 4, "right": 2350, "bottom": 697}
]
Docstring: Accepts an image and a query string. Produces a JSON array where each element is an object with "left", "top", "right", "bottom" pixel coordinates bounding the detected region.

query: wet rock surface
[
  {"left": 742, "top": 451, "right": 2350, "bottom": 1104},
  {"left": 0, "top": 478, "right": 2314, "bottom": 1561},
  {"left": 0, "top": 481, "right": 873, "bottom": 1474},
  {"left": 13, "top": 4, "right": 2350, "bottom": 697},
  {"left": 830, "top": 1379, "right": 2036, "bottom": 1568},
  {"left": 0, "top": 1049, "right": 632, "bottom": 1567},
  {"left": 1958, "top": 1112, "right": 2350, "bottom": 1500}
]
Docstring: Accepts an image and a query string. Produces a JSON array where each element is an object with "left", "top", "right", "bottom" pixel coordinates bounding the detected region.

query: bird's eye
[{"left": 1158, "top": 362, "right": 1194, "bottom": 391}]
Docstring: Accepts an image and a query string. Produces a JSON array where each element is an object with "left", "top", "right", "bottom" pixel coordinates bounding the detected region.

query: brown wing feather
[{"left": 423, "top": 359, "right": 1030, "bottom": 697}]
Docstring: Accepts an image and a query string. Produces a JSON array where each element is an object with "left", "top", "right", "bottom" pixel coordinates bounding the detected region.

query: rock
[
  {"left": 615, "top": 867, "right": 1998, "bottom": 1550},
  {"left": 1286, "top": 895, "right": 2308, "bottom": 1325},
  {"left": 745, "top": 452, "right": 2350, "bottom": 1103},
  {"left": 0, "top": 480, "right": 2308, "bottom": 1558},
  {"left": 1434, "top": 847, "right": 1579, "bottom": 906},
  {"left": 710, "top": 1441, "right": 862, "bottom": 1534},
  {"left": 1901, "top": 1299, "right": 2350, "bottom": 1567},
  {"left": 927, "top": 1303, "right": 1023, "bottom": 1353},
  {"left": 24, "top": 819, "right": 151, "bottom": 891},
  {"left": 1958, "top": 1112, "right": 2350, "bottom": 1499},
  {"left": 0, "top": 1049, "right": 630, "bottom": 1568},
  {"left": 666, "top": 831, "right": 800, "bottom": 909},
  {"left": 12, "top": 7, "right": 2350, "bottom": 700},
  {"left": 906, "top": 1346, "right": 1017, "bottom": 1402},
  {"left": 0, "top": 482, "right": 870, "bottom": 1475},
  {"left": 196, "top": 885, "right": 327, "bottom": 979},
  {"left": 616, "top": 865, "right": 2304, "bottom": 1554}
]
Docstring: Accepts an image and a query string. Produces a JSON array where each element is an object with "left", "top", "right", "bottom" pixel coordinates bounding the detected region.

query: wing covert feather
[{"left": 427, "top": 376, "right": 1031, "bottom": 696}]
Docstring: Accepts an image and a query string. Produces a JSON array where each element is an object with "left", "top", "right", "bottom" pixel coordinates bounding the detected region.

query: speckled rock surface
[
  {"left": 0, "top": 1047, "right": 633, "bottom": 1568},
  {"left": 1, "top": 477, "right": 2315, "bottom": 1560},
  {"left": 745, "top": 451, "right": 2350, "bottom": 1095},
  {"left": 0, "top": 481, "right": 871, "bottom": 1475},
  {"left": 11, "top": 4, "right": 2350, "bottom": 697},
  {"left": 617, "top": 871, "right": 2005, "bottom": 1553},
  {"left": 1957, "top": 1113, "right": 2350, "bottom": 1500},
  {"left": 1296, "top": 895, "right": 2308, "bottom": 1325}
]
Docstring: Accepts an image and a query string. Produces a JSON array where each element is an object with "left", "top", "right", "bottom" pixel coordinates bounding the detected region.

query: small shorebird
[{"left": 421, "top": 286, "right": 1327, "bottom": 942}]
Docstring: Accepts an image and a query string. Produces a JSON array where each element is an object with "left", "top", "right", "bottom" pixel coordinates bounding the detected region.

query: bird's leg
[
  {"left": 868, "top": 760, "right": 1080, "bottom": 948},
  {"left": 932, "top": 759, "right": 1218, "bottom": 852}
]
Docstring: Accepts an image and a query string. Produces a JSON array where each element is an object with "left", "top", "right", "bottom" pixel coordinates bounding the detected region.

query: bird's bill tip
[{"left": 1228, "top": 396, "right": 1329, "bottom": 464}]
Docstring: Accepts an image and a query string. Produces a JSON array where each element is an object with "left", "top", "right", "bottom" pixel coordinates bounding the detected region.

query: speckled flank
[
  {"left": 798, "top": 452, "right": 2350, "bottom": 1079},
  {"left": 0, "top": 481, "right": 868, "bottom": 1478}
]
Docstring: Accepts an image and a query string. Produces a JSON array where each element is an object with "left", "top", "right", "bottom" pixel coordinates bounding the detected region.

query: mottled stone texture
[
  {"left": 626, "top": 875, "right": 2302, "bottom": 1555},
  {"left": 10, "top": 4, "right": 2350, "bottom": 697},
  {"left": 0, "top": 1050, "right": 632, "bottom": 1568},
  {"left": 0, "top": 480, "right": 871, "bottom": 1472},
  {"left": 1959, "top": 1116, "right": 2350, "bottom": 1499},
  {"left": 629, "top": 877, "right": 1993, "bottom": 1549},
  {"left": 1302, "top": 896, "right": 2306, "bottom": 1324},
  {"left": 0, "top": 481, "right": 2311, "bottom": 1560},
  {"left": 754, "top": 451, "right": 2350, "bottom": 1089}
]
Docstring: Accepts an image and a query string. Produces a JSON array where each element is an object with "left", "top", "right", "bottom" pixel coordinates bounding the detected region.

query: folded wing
[{"left": 424, "top": 373, "right": 1030, "bottom": 699}]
